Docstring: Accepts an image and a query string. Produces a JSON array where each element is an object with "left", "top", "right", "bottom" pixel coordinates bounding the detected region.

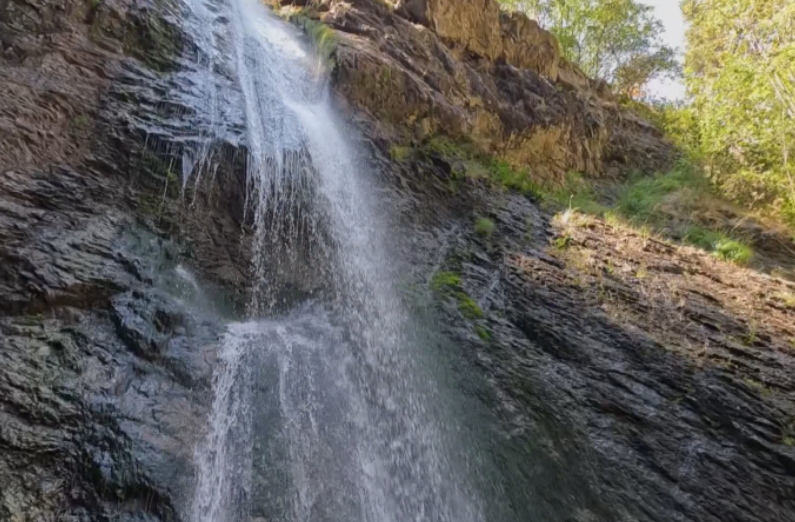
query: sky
[{"left": 641, "top": 0, "right": 687, "bottom": 100}]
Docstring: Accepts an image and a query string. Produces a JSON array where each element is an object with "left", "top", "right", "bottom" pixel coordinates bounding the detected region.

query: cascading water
[{"left": 179, "top": 0, "right": 483, "bottom": 521}]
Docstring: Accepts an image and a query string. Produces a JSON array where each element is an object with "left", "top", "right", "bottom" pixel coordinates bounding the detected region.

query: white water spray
[{"left": 179, "top": 0, "right": 483, "bottom": 520}]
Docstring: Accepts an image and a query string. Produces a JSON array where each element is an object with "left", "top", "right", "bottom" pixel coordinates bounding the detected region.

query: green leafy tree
[
  {"left": 499, "top": 0, "right": 679, "bottom": 97},
  {"left": 683, "top": 0, "right": 795, "bottom": 224}
]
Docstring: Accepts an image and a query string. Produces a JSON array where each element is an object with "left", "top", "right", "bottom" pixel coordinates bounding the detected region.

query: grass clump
[
  {"left": 554, "top": 233, "right": 574, "bottom": 250},
  {"left": 73, "top": 114, "right": 89, "bottom": 129},
  {"left": 474, "top": 217, "right": 495, "bottom": 238},
  {"left": 684, "top": 226, "right": 753, "bottom": 265},
  {"left": 475, "top": 325, "right": 492, "bottom": 340},
  {"left": 488, "top": 159, "right": 544, "bottom": 198},
  {"left": 713, "top": 238, "right": 753, "bottom": 265},
  {"left": 458, "top": 295, "right": 484, "bottom": 320},
  {"left": 416, "top": 135, "right": 759, "bottom": 266},
  {"left": 430, "top": 271, "right": 461, "bottom": 293},
  {"left": 429, "top": 270, "right": 484, "bottom": 320},
  {"left": 283, "top": 13, "right": 338, "bottom": 67},
  {"left": 615, "top": 164, "right": 707, "bottom": 224},
  {"left": 547, "top": 171, "right": 608, "bottom": 215},
  {"left": 684, "top": 226, "right": 725, "bottom": 251},
  {"left": 420, "top": 136, "right": 544, "bottom": 197}
]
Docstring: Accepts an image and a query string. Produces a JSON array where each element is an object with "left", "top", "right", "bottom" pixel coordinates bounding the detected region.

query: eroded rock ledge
[{"left": 276, "top": 0, "right": 673, "bottom": 180}]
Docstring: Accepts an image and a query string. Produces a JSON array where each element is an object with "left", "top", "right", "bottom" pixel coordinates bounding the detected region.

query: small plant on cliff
[
  {"left": 458, "top": 296, "right": 484, "bottom": 320},
  {"left": 430, "top": 271, "right": 462, "bottom": 293},
  {"left": 429, "top": 270, "right": 485, "bottom": 321},
  {"left": 488, "top": 159, "right": 544, "bottom": 198},
  {"left": 554, "top": 233, "right": 574, "bottom": 250},
  {"left": 713, "top": 238, "right": 753, "bottom": 265},
  {"left": 284, "top": 13, "right": 338, "bottom": 67},
  {"left": 475, "top": 325, "right": 492, "bottom": 341},
  {"left": 474, "top": 217, "right": 495, "bottom": 238},
  {"left": 684, "top": 226, "right": 754, "bottom": 265},
  {"left": 615, "top": 164, "right": 707, "bottom": 225}
]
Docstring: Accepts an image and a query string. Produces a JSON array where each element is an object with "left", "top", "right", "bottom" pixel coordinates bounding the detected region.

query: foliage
[
  {"left": 547, "top": 171, "right": 608, "bottom": 214},
  {"left": 487, "top": 159, "right": 544, "bottom": 197},
  {"left": 475, "top": 217, "right": 496, "bottom": 238},
  {"left": 713, "top": 238, "right": 753, "bottom": 265},
  {"left": 475, "top": 325, "right": 492, "bottom": 340},
  {"left": 684, "top": 227, "right": 753, "bottom": 264},
  {"left": 498, "top": 0, "right": 679, "bottom": 97},
  {"left": 72, "top": 114, "right": 89, "bottom": 129},
  {"left": 554, "top": 233, "right": 574, "bottom": 250},
  {"left": 458, "top": 295, "right": 485, "bottom": 320},
  {"left": 429, "top": 270, "right": 484, "bottom": 320},
  {"left": 615, "top": 163, "right": 708, "bottom": 224},
  {"left": 430, "top": 271, "right": 462, "bottom": 293},
  {"left": 682, "top": 0, "right": 795, "bottom": 229},
  {"left": 283, "top": 13, "right": 338, "bottom": 67}
]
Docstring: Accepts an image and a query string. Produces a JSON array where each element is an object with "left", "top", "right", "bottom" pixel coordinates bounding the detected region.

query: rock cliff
[
  {"left": 276, "top": 0, "right": 673, "bottom": 180},
  {"left": 2, "top": 0, "right": 794, "bottom": 521},
  {"left": 1, "top": 0, "right": 246, "bottom": 518}
]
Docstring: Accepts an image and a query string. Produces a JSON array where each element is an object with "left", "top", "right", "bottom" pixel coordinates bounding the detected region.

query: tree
[
  {"left": 498, "top": 0, "right": 679, "bottom": 97},
  {"left": 683, "top": 0, "right": 795, "bottom": 223}
]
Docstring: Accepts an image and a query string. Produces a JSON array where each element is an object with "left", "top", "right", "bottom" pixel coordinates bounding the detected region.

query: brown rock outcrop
[{"left": 280, "top": 0, "right": 672, "bottom": 181}]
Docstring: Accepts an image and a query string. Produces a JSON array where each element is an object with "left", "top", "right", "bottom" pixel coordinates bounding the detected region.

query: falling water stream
[{"left": 176, "top": 0, "right": 483, "bottom": 520}]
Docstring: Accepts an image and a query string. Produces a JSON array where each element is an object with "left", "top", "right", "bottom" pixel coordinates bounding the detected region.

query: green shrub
[
  {"left": 458, "top": 295, "right": 484, "bottom": 319},
  {"left": 287, "top": 15, "right": 338, "bottom": 66},
  {"left": 554, "top": 233, "right": 574, "bottom": 250},
  {"left": 430, "top": 271, "right": 462, "bottom": 293},
  {"left": 713, "top": 238, "right": 753, "bottom": 265},
  {"left": 475, "top": 325, "right": 492, "bottom": 340},
  {"left": 683, "top": 226, "right": 753, "bottom": 265},
  {"left": 616, "top": 163, "right": 708, "bottom": 223},
  {"left": 683, "top": 226, "right": 725, "bottom": 250},
  {"left": 488, "top": 159, "right": 543, "bottom": 197},
  {"left": 474, "top": 217, "right": 495, "bottom": 238}
]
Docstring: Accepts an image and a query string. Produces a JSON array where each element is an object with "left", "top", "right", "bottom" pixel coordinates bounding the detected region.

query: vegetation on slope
[
  {"left": 498, "top": 0, "right": 679, "bottom": 98},
  {"left": 499, "top": 0, "right": 795, "bottom": 242}
]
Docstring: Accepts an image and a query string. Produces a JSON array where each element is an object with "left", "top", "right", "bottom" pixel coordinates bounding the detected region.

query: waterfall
[{"left": 178, "top": 0, "right": 483, "bottom": 520}]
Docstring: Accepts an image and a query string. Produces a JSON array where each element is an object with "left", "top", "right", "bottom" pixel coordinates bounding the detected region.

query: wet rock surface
[
  {"left": 0, "top": 227, "right": 220, "bottom": 521},
  {"left": 0, "top": 0, "right": 239, "bottom": 519},
  {"left": 2, "top": 0, "right": 794, "bottom": 521},
  {"left": 387, "top": 147, "right": 795, "bottom": 521}
]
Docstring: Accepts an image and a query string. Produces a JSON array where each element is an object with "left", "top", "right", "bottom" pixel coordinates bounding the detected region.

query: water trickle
[
  {"left": 191, "top": 323, "right": 255, "bottom": 522},
  {"left": 178, "top": 0, "right": 483, "bottom": 520}
]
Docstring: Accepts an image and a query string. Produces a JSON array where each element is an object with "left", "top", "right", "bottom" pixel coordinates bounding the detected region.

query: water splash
[
  {"left": 179, "top": 0, "right": 484, "bottom": 520},
  {"left": 190, "top": 323, "right": 255, "bottom": 522}
]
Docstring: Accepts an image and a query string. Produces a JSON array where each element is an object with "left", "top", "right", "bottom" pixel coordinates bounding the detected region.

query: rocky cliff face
[
  {"left": 0, "top": 0, "right": 249, "bottom": 518},
  {"left": 293, "top": 2, "right": 794, "bottom": 520},
  {"left": 2, "top": 0, "right": 794, "bottom": 521},
  {"left": 281, "top": 0, "right": 672, "bottom": 180}
]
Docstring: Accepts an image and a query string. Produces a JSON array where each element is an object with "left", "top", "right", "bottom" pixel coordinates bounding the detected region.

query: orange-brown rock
[{"left": 286, "top": 0, "right": 673, "bottom": 181}]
